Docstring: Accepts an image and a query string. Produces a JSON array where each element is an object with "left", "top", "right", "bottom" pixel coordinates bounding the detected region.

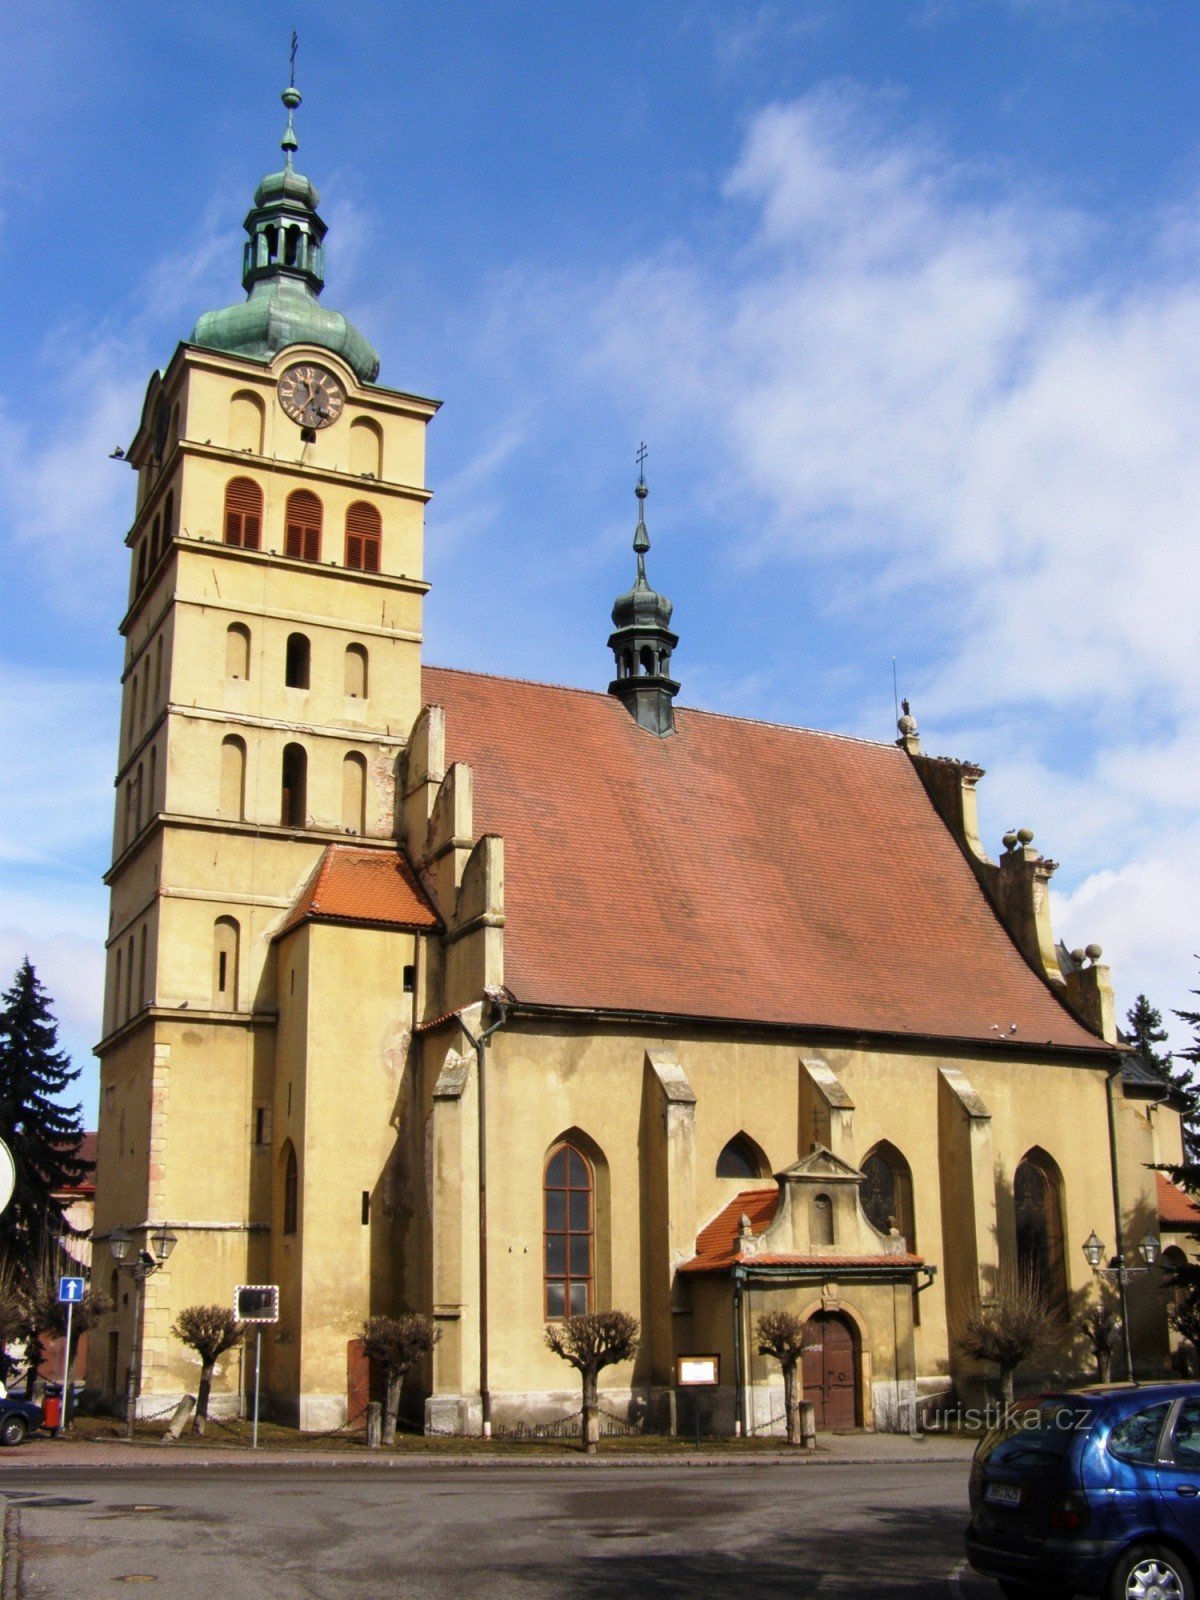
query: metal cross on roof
[
  {"left": 289, "top": 29, "right": 298, "bottom": 88},
  {"left": 636, "top": 441, "right": 648, "bottom": 478}
]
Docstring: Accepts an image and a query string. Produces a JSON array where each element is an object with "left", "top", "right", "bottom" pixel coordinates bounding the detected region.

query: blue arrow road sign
[{"left": 58, "top": 1276, "right": 85, "bottom": 1304}]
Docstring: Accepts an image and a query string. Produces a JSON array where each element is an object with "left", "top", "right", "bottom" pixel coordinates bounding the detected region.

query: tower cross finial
[
  {"left": 290, "top": 29, "right": 298, "bottom": 88},
  {"left": 636, "top": 440, "right": 648, "bottom": 481}
]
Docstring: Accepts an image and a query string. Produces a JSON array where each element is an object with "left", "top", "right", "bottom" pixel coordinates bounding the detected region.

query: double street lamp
[
  {"left": 102, "top": 1223, "right": 177, "bottom": 1438},
  {"left": 1082, "top": 1228, "right": 1161, "bottom": 1383}
]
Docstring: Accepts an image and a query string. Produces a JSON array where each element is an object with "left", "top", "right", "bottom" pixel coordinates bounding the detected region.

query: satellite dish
[{"left": 0, "top": 1139, "right": 14, "bottom": 1217}]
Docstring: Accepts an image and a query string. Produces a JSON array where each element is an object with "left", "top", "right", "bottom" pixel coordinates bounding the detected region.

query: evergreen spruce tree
[
  {"left": 0, "top": 960, "right": 89, "bottom": 1280},
  {"left": 1126, "top": 993, "right": 1199, "bottom": 1162}
]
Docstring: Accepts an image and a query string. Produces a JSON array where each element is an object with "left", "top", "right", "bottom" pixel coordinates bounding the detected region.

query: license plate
[{"left": 985, "top": 1483, "right": 1023, "bottom": 1507}]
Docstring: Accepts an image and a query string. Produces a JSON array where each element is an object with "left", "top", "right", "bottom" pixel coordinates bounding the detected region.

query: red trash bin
[{"left": 42, "top": 1395, "right": 61, "bottom": 1430}]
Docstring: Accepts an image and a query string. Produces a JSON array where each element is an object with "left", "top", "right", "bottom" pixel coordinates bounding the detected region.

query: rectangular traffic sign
[
  {"left": 235, "top": 1284, "right": 279, "bottom": 1323},
  {"left": 58, "top": 1276, "right": 85, "bottom": 1304}
]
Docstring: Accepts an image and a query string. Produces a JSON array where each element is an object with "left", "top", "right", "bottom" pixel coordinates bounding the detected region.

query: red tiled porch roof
[
  {"left": 277, "top": 845, "right": 441, "bottom": 939},
  {"left": 1158, "top": 1172, "right": 1200, "bottom": 1228},
  {"left": 677, "top": 1188, "right": 923, "bottom": 1275}
]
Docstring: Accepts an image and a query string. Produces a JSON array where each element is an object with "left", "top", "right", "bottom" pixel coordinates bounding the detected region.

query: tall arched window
[
  {"left": 345, "top": 501, "right": 382, "bottom": 572},
  {"left": 282, "top": 1141, "right": 299, "bottom": 1235},
  {"left": 147, "top": 746, "right": 157, "bottom": 820},
  {"left": 226, "top": 623, "right": 251, "bottom": 680},
  {"left": 285, "top": 632, "right": 311, "bottom": 689},
  {"left": 136, "top": 543, "right": 147, "bottom": 591},
  {"left": 342, "top": 752, "right": 367, "bottom": 834},
  {"left": 716, "top": 1132, "right": 769, "bottom": 1179},
  {"left": 220, "top": 735, "right": 247, "bottom": 820},
  {"left": 344, "top": 643, "right": 368, "bottom": 699},
  {"left": 281, "top": 743, "right": 307, "bottom": 827},
  {"left": 212, "top": 916, "right": 240, "bottom": 1008},
  {"left": 138, "top": 924, "right": 148, "bottom": 1010},
  {"left": 124, "top": 934, "right": 135, "bottom": 1021},
  {"left": 544, "top": 1141, "right": 593, "bottom": 1318},
  {"left": 350, "top": 417, "right": 383, "bottom": 477},
  {"left": 860, "top": 1142, "right": 916, "bottom": 1249},
  {"left": 113, "top": 948, "right": 122, "bottom": 1031},
  {"left": 1015, "top": 1148, "right": 1068, "bottom": 1315},
  {"left": 153, "top": 636, "right": 164, "bottom": 701},
  {"left": 149, "top": 514, "right": 161, "bottom": 570},
  {"left": 229, "top": 391, "right": 265, "bottom": 454},
  {"left": 134, "top": 761, "right": 144, "bottom": 834},
  {"left": 285, "top": 489, "right": 322, "bottom": 562},
  {"left": 224, "top": 478, "right": 262, "bottom": 549},
  {"left": 163, "top": 490, "right": 175, "bottom": 548}
]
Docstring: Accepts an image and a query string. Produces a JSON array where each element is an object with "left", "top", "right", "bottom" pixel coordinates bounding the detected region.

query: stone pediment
[{"left": 775, "top": 1144, "right": 864, "bottom": 1186}]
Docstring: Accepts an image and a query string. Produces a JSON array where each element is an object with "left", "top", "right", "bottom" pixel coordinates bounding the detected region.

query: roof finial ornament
[
  {"left": 633, "top": 441, "right": 650, "bottom": 581},
  {"left": 281, "top": 31, "right": 301, "bottom": 166}
]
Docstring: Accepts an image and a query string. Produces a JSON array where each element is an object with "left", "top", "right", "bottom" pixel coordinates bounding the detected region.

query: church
[{"left": 87, "top": 81, "right": 1186, "bottom": 1435}]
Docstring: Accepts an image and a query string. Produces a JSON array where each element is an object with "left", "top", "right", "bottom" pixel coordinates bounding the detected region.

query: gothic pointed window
[
  {"left": 285, "top": 489, "right": 322, "bottom": 562},
  {"left": 1015, "top": 1148, "right": 1068, "bottom": 1316},
  {"left": 282, "top": 1141, "right": 299, "bottom": 1235},
  {"left": 860, "top": 1142, "right": 916, "bottom": 1250},
  {"left": 717, "top": 1133, "right": 768, "bottom": 1180},
  {"left": 224, "top": 478, "right": 262, "bottom": 549},
  {"left": 345, "top": 501, "right": 381, "bottom": 572},
  {"left": 544, "top": 1141, "right": 593, "bottom": 1318}
]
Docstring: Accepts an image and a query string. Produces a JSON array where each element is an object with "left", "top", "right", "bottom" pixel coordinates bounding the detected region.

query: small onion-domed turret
[{"left": 607, "top": 453, "right": 680, "bottom": 736}]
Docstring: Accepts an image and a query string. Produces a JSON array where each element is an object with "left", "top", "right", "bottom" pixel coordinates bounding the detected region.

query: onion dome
[{"left": 190, "top": 83, "right": 380, "bottom": 384}]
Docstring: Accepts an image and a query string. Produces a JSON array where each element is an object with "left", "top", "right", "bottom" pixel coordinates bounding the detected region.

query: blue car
[
  {"left": 967, "top": 1384, "right": 1200, "bottom": 1599},
  {"left": 0, "top": 1395, "right": 44, "bottom": 1446}
]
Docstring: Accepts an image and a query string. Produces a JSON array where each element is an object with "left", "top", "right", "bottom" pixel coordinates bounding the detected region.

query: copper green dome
[{"left": 189, "top": 84, "right": 380, "bottom": 384}]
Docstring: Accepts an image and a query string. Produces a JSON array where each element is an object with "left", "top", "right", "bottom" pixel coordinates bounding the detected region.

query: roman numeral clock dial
[{"left": 278, "top": 363, "right": 346, "bottom": 430}]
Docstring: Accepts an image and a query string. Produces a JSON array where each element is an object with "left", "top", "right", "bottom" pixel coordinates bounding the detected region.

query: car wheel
[
  {"left": 1107, "top": 1546, "right": 1195, "bottom": 1600},
  {"left": 0, "top": 1415, "right": 27, "bottom": 1447}
]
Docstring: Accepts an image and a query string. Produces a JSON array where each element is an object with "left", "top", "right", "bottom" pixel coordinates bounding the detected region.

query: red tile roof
[
  {"left": 422, "top": 666, "right": 1108, "bottom": 1049},
  {"left": 278, "top": 845, "right": 441, "bottom": 939},
  {"left": 52, "top": 1132, "right": 97, "bottom": 1197},
  {"left": 1158, "top": 1172, "right": 1200, "bottom": 1228},
  {"left": 677, "top": 1188, "right": 923, "bottom": 1274}
]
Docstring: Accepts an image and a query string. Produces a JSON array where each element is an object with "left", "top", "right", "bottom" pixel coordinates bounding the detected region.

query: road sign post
[
  {"left": 57, "top": 1277, "right": 86, "bottom": 1433},
  {"left": 234, "top": 1286, "right": 279, "bottom": 1450}
]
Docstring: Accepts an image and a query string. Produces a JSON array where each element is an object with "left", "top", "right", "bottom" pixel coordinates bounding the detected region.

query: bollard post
[
  {"left": 800, "top": 1400, "right": 816, "bottom": 1451},
  {"left": 162, "top": 1394, "right": 196, "bottom": 1443},
  {"left": 366, "top": 1401, "right": 382, "bottom": 1449},
  {"left": 908, "top": 1397, "right": 921, "bottom": 1438}
]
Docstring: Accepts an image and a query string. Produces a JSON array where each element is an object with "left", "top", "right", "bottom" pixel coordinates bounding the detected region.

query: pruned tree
[
  {"left": 360, "top": 1313, "right": 441, "bottom": 1446},
  {"left": 958, "top": 1272, "right": 1057, "bottom": 1409},
  {"left": 756, "top": 1309, "right": 818, "bottom": 1445},
  {"left": 544, "top": 1310, "right": 639, "bottom": 1454},
  {"left": 0, "top": 961, "right": 89, "bottom": 1285},
  {"left": 1077, "top": 1292, "right": 1121, "bottom": 1382},
  {"left": 172, "top": 1305, "right": 245, "bottom": 1434}
]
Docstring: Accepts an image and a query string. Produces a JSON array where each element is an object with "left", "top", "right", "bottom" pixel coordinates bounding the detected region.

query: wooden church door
[{"left": 802, "top": 1312, "right": 858, "bottom": 1430}]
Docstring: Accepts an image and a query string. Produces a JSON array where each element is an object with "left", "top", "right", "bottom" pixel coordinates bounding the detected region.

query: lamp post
[
  {"left": 1082, "top": 1229, "right": 1161, "bottom": 1383},
  {"left": 103, "top": 1223, "right": 177, "bottom": 1438}
]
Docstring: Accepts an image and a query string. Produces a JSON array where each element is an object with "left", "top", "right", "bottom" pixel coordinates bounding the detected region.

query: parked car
[
  {"left": 966, "top": 1383, "right": 1200, "bottom": 1598},
  {"left": 0, "top": 1394, "right": 44, "bottom": 1446}
]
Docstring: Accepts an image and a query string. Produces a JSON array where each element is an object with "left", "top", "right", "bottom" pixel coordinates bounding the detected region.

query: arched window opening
[
  {"left": 226, "top": 623, "right": 251, "bottom": 680},
  {"left": 639, "top": 645, "right": 654, "bottom": 675},
  {"left": 281, "top": 743, "right": 307, "bottom": 828},
  {"left": 126, "top": 674, "right": 138, "bottom": 746},
  {"left": 345, "top": 501, "right": 382, "bottom": 572},
  {"left": 282, "top": 1142, "right": 299, "bottom": 1235},
  {"left": 342, "top": 752, "right": 367, "bottom": 835},
  {"left": 285, "top": 632, "right": 311, "bottom": 689},
  {"left": 134, "top": 761, "right": 144, "bottom": 835},
  {"left": 212, "top": 916, "right": 240, "bottom": 1008},
  {"left": 264, "top": 225, "right": 279, "bottom": 263},
  {"left": 658, "top": 649, "right": 669, "bottom": 674},
  {"left": 1015, "top": 1149, "right": 1068, "bottom": 1316},
  {"left": 170, "top": 404, "right": 180, "bottom": 445},
  {"left": 136, "top": 543, "right": 147, "bottom": 591},
  {"left": 285, "top": 489, "right": 322, "bottom": 562},
  {"left": 163, "top": 490, "right": 175, "bottom": 547},
  {"left": 229, "top": 392, "right": 265, "bottom": 454},
  {"left": 811, "top": 1192, "right": 835, "bottom": 1247},
  {"left": 622, "top": 649, "right": 633, "bottom": 678},
  {"left": 153, "top": 636, "right": 164, "bottom": 702},
  {"left": 124, "top": 935, "right": 135, "bottom": 1022},
  {"left": 137, "top": 924, "right": 148, "bottom": 1010},
  {"left": 349, "top": 417, "right": 383, "bottom": 477},
  {"left": 149, "top": 514, "right": 161, "bottom": 570},
  {"left": 220, "top": 735, "right": 247, "bottom": 821},
  {"left": 285, "top": 225, "right": 301, "bottom": 267},
  {"left": 716, "top": 1132, "right": 769, "bottom": 1180},
  {"left": 147, "top": 746, "right": 157, "bottom": 820},
  {"left": 139, "top": 669, "right": 149, "bottom": 730},
  {"left": 860, "top": 1142, "right": 916, "bottom": 1250},
  {"left": 123, "top": 778, "right": 134, "bottom": 848},
  {"left": 544, "top": 1141, "right": 593, "bottom": 1318},
  {"left": 113, "top": 949, "right": 122, "bottom": 1030},
  {"left": 344, "top": 643, "right": 368, "bottom": 699},
  {"left": 224, "top": 478, "right": 262, "bottom": 549}
]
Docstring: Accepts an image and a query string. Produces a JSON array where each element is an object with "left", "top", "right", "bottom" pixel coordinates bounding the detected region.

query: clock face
[{"left": 278, "top": 363, "right": 346, "bottom": 430}]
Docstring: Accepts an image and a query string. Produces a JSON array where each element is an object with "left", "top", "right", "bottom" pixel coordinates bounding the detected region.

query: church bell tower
[{"left": 607, "top": 458, "right": 680, "bottom": 735}]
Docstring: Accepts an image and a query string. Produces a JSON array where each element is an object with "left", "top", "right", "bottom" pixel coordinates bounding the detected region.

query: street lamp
[
  {"left": 103, "top": 1223, "right": 178, "bottom": 1438},
  {"left": 1081, "top": 1228, "right": 1162, "bottom": 1383}
]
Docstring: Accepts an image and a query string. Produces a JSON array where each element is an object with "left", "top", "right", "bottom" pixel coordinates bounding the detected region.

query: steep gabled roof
[
  {"left": 1158, "top": 1172, "right": 1200, "bottom": 1229},
  {"left": 277, "top": 845, "right": 441, "bottom": 939},
  {"left": 423, "top": 665, "right": 1108, "bottom": 1051}
]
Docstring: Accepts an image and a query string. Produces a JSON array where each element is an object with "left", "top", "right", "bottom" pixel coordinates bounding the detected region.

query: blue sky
[{"left": 2, "top": 0, "right": 1199, "bottom": 1118}]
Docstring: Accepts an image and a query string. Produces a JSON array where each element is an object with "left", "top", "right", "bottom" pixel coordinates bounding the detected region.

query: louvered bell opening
[
  {"left": 224, "top": 477, "right": 263, "bottom": 549},
  {"left": 285, "top": 490, "right": 322, "bottom": 563},
  {"left": 345, "top": 501, "right": 381, "bottom": 572}
]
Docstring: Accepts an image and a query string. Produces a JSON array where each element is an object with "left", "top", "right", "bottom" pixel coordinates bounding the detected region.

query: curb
[{"left": 1, "top": 1501, "right": 19, "bottom": 1600}]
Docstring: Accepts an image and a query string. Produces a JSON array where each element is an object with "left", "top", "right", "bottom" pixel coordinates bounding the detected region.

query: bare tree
[
  {"left": 756, "top": 1310, "right": 817, "bottom": 1444},
  {"left": 958, "top": 1272, "right": 1057, "bottom": 1410},
  {"left": 1077, "top": 1293, "right": 1121, "bottom": 1382},
  {"left": 360, "top": 1314, "right": 441, "bottom": 1446},
  {"left": 545, "top": 1310, "right": 639, "bottom": 1453},
  {"left": 172, "top": 1305, "right": 245, "bottom": 1434}
]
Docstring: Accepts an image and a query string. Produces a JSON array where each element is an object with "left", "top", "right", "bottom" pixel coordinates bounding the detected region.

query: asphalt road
[{"left": 2, "top": 1462, "right": 998, "bottom": 1599}]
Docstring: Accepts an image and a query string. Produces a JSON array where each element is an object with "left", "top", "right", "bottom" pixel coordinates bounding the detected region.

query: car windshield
[{"left": 977, "top": 1400, "right": 1092, "bottom": 1468}]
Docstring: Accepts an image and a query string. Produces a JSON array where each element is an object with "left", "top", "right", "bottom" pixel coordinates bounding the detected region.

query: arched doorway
[{"left": 802, "top": 1311, "right": 859, "bottom": 1430}]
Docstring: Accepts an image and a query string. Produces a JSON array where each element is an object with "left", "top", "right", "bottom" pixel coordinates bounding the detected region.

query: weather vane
[{"left": 289, "top": 29, "right": 298, "bottom": 88}]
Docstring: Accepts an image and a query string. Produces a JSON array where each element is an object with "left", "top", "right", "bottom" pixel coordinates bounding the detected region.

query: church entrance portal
[{"left": 802, "top": 1311, "right": 859, "bottom": 1430}]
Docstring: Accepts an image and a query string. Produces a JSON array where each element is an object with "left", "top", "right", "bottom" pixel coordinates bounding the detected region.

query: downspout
[
  {"left": 1105, "top": 1062, "right": 1134, "bottom": 1383},
  {"left": 732, "top": 1266, "right": 745, "bottom": 1437},
  {"left": 460, "top": 993, "right": 509, "bottom": 1438}
]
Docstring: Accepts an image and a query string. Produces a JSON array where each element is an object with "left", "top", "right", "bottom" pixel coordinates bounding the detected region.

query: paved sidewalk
[{"left": 0, "top": 1428, "right": 978, "bottom": 1472}]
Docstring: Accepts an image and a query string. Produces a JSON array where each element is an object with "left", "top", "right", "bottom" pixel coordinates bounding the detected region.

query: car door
[{"left": 1157, "top": 1396, "right": 1200, "bottom": 1547}]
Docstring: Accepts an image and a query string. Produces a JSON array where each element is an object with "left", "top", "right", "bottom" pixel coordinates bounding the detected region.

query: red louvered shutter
[
  {"left": 285, "top": 490, "right": 322, "bottom": 562},
  {"left": 345, "top": 502, "right": 381, "bottom": 571},
  {"left": 224, "top": 478, "right": 264, "bottom": 548}
]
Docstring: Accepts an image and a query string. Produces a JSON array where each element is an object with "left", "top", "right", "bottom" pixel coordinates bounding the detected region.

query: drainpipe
[
  {"left": 459, "top": 992, "right": 509, "bottom": 1438},
  {"left": 732, "top": 1266, "right": 745, "bottom": 1437},
  {"left": 1105, "top": 1063, "right": 1134, "bottom": 1383}
]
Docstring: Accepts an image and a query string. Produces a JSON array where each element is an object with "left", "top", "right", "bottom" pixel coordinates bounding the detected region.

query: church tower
[
  {"left": 607, "top": 458, "right": 679, "bottom": 735},
  {"left": 89, "top": 82, "right": 439, "bottom": 1416}
]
